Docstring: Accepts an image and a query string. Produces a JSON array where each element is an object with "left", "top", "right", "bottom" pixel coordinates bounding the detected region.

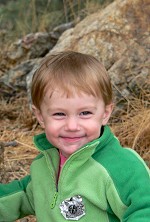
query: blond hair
[{"left": 31, "top": 51, "right": 112, "bottom": 109}]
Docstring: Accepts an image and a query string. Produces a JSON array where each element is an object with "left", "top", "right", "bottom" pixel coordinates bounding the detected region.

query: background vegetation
[{"left": 0, "top": 0, "right": 114, "bottom": 44}]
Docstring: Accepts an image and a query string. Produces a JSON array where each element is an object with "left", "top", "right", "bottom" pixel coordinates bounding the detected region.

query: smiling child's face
[{"left": 33, "top": 88, "right": 113, "bottom": 158}]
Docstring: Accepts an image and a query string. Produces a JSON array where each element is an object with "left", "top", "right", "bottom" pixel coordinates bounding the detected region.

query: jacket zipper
[
  {"left": 42, "top": 150, "right": 59, "bottom": 209},
  {"left": 50, "top": 146, "right": 89, "bottom": 209},
  {"left": 50, "top": 192, "right": 58, "bottom": 209},
  {"left": 42, "top": 143, "right": 99, "bottom": 209}
]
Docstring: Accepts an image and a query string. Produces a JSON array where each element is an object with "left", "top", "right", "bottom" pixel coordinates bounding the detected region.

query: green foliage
[
  {"left": 0, "top": 0, "right": 114, "bottom": 41},
  {"left": 0, "top": 0, "right": 64, "bottom": 36}
]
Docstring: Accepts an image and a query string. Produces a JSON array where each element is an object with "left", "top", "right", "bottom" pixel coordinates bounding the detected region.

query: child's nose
[{"left": 65, "top": 116, "right": 80, "bottom": 131}]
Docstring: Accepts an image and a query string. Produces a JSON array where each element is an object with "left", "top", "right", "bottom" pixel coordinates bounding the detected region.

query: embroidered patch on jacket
[{"left": 60, "top": 195, "right": 85, "bottom": 220}]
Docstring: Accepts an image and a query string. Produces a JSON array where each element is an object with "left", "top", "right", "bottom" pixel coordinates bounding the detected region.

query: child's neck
[
  {"left": 57, "top": 151, "right": 67, "bottom": 182},
  {"left": 59, "top": 151, "right": 67, "bottom": 168}
]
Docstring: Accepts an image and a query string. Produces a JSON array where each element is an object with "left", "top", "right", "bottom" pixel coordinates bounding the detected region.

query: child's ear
[
  {"left": 32, "top": 105, "right": 45, "bottom": 128},
  {"left": 102, "top": 103, "right": 113, "bottom": 126}
]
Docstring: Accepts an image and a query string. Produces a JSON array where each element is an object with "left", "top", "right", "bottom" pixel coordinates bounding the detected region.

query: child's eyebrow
[
  {"left": 47, "top": 107, "right": 65, "bottom": 112},
  {"left": 47, "top": 106, "right": 97, "bottom": 113},
  {"left": 78, "top": 106, "right": 97, "bottom": 111}
]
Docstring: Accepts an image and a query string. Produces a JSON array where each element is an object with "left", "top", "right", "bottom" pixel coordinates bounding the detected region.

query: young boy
[{"left": 0, "top": 51, "right": 150, "bottom": 221}]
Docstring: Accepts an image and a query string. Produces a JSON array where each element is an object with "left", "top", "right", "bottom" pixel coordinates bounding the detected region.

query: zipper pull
[{"left": 50, "top": 192, "right": 58, "bottom": 209}]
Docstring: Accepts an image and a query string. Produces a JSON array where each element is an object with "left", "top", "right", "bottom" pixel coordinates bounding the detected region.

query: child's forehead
[
  {"left": 42, "top": 88, "right": 103, "bottom": 109},
  {"left": 45, "top": 87, "right": 86, "bottom": 99},
  {"left": 44, "top": 87, "right": 99, "bottom": 101}
]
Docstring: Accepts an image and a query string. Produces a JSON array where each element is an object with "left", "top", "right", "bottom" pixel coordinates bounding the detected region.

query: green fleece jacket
[{"left": 0, "top": 126, "right": 150, "bottom": 221}]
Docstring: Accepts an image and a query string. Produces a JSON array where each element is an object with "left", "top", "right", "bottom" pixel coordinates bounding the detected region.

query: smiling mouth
[{"left": 60, "top": 136, "right": 85, "bottom": 143}]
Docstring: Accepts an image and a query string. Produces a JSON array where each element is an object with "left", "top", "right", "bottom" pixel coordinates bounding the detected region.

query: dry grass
[
  {"left": 111, "top": 94, "right": 150, "bottom": 167},
  {"left": 0, "top": 96, "right": 40, "bottom": 182}
]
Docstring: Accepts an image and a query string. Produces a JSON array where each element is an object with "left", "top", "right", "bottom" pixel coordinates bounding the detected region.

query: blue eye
[
  {"left": 80, "top": 111, "right": 92, "bottom": 116},
  {"left": 53, "top": 112, "right": 65, "bottom": 116}
]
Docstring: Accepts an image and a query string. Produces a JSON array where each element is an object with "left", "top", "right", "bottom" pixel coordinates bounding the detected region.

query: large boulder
[{"left": 48, "top": 0, "right": 150, "bottom": 110}]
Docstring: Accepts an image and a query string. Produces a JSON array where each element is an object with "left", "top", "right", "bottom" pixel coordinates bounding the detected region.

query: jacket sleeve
[
  {"left": 0, "top": 175, "right": 35, "bottom": 221},
  {"left": 106, "top": 149, "right": 150, "bottom": 222}
]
